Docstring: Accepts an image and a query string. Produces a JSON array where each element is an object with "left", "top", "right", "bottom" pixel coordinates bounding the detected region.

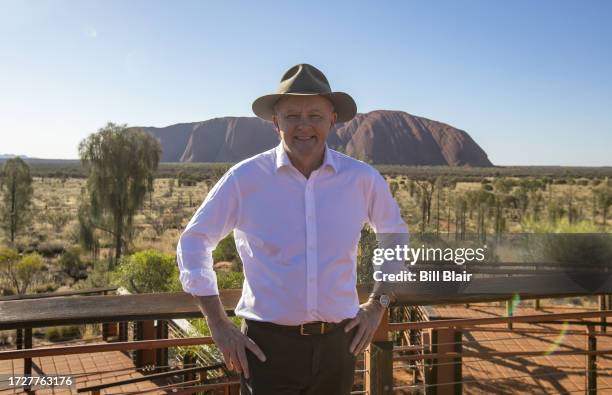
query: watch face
[{"left": 380, "top": 294, "right": 390, "bottom": 307}]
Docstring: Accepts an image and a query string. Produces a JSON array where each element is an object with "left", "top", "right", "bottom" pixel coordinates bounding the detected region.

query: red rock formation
[{"left": 141, "top": 110, "right": 492, "bottom": 166}]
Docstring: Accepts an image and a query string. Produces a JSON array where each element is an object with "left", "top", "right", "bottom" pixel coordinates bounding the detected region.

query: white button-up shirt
[{"left": 176, "top": 141, "right": 408, "bottom": 325}]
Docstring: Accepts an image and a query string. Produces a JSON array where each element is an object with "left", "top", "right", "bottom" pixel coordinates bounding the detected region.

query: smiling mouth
[{"left": 295, "top": 136, "right": 316, "bottom": 141}]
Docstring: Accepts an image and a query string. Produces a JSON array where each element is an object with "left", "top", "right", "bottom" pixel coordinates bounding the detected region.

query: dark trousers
[{"left": 240, "top": 318, "right": 358, "bottom": 395}]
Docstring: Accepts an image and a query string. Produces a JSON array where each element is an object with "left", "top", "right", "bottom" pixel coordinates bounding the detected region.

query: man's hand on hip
[
  {"left": 207, "top": 318, "right": 266, "bottom": 379},
  {"left": 193, "top": 295, "right": 266, "bottom": 379},
  {"left": 344, "top": 299, "right": 386, "bottom": 356}
]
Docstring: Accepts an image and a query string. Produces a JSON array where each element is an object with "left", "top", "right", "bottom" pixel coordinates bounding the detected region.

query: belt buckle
[{"left": 300, "top": 322, "right": 325, "bottom": 335}]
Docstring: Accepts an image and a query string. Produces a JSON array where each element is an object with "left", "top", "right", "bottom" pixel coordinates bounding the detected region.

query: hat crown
[{"left": 277, "top": 64, "right": 332, "bottom": 95}]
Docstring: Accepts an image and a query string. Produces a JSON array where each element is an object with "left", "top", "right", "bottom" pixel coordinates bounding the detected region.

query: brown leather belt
[{"left": 245, "top": 318, "right": 351, "bottom": 336}]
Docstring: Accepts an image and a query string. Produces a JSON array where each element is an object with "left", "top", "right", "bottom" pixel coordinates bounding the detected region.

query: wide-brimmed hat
[{"left": 252, "top": 64, "right": 357, "bottom": 123}]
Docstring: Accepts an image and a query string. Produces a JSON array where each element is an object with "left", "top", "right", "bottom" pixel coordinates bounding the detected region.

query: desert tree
[
  {"left": 78, "top": 122, "right": 161, "bottom": 267},
  {"left": 0, "top": 248, "right": 44, "bottom": 295},
  {"left": 414, "top": 178, "right": 436, "bottom": 233},
  {"left": 0, "top": 157, "right": 33, "bottom": 244}
]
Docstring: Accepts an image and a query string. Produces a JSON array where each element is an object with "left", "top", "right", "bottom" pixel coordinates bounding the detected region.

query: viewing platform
[{"left": 2, "top": 284, "right": 612, "bottom": 394}]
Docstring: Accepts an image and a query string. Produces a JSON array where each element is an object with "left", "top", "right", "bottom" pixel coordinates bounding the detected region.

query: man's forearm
[{"left": 193, "top": 295, "right": 232, "bottom": 327}]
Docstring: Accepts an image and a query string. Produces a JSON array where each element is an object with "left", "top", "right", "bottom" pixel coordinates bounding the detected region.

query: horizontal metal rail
[
  {"left": 0, "top": 336, "right": 214, "bottom": 360},
  {"left": 394, "top": 348, "right": 612, "bottom": 362},
  {"left": 390, "top": 309, "right": 612, "bottom": 330},
  {"left": 77, "top": 363, "right": 225, "bottom": 393}
]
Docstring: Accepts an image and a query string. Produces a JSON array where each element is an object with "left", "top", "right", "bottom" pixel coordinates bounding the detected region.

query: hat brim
[{"left": 252, "top": 92, "right": 357, "bottom": 123}]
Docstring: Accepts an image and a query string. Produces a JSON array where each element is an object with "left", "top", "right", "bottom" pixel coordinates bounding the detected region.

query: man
[{"left": 177, "top": 64, "right": 408, "bottom": 394}]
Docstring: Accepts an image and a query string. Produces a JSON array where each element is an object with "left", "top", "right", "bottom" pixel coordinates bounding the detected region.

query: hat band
[{"left": 280, "top": 89, "right": 331, "bottom": 95}]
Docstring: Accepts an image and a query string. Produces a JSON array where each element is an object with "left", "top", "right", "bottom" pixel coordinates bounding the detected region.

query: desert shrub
[
  {"left": 33, "top": 282, "right": 58, "bottom": 293},
  {"left": 59, "top": 245, "right": 87, "bottom": 279},
  {"left": 1, "top": 250, "right": 45, "bottom": 295},
  {"left": 37, "top": 240, "right": 65, "bottom": 257},
  {"left": 72, "top": 260, "right": 112, "bottom": 289},
  {"left": 112, "top": 250, "right": 180, "bottom": 293}
]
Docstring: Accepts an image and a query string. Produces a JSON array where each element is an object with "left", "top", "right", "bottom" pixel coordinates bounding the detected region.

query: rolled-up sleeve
[
  {"left": 367, "top": 170, "right": 410, "bottom": 296},
  {"left": 367, "top": 170, "right": 408, "bottom": 235},
  {"left": 176, "top": 170, "right": 240, "bottom": 296}
]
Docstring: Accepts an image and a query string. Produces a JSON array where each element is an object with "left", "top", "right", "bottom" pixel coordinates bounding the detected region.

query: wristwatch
[{"left": 368, "top": 293, "right": 391, "bottom": 308}]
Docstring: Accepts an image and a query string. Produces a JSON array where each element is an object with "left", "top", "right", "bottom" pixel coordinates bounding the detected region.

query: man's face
[{"left": 272, "top": 95, "right": 337, "bottom": 163}]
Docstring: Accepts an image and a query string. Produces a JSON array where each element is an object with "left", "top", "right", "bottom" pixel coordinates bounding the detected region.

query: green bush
[
  {"left": 33, "top": 283, "right": 58, "bottom": 293},
  {"left": 59, "top": 245, "right": 86, "bottom": 279},
  {"left": 113, "top": 250, "right": 180, "bottom": 293},
  {"left": 37, "top": 240, "right": 65, "bottom": 257},
  {"left": 216, "top": 271, "right": 244, "bottom": 289},
  {"left": 212, "top": 234, "right": 240, "bottom": 264}
]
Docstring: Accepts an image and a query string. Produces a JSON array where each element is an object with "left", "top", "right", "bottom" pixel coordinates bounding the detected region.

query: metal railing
[{"left": 2, "top": 287, "right": 612, "bottom": 394}]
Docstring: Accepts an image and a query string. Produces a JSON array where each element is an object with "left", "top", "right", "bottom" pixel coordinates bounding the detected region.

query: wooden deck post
[
  {"left": 102, "top": 322, "right": 118, "bottom": 341},
  {"left": 22, "top": 327, "right": 33, "bottom": 393},
  {"left": 535, "top": 298, "right": 540, "bottom": 311},
  {"left": 16, "top": 328, "right": 23, "bottom": 349},
  {"left": 364, "top": 308, "right": 393, "bottom": 394},
  {"left": 118, "top": 321, "right": 128, "bottom": 342},
  {"left": 426, "top": 327, "right": 462, "bottom": 395},
  {"left": 155, "top": 320, "right": 169, "bottom": 371},
  {"left": 586, "top": 325, "right": 597, "bottom": 395},
  {"left": 599, "top": 295, "right": 606, "bottom": 333},
  {"left": 134, "top": 320, "right": 156, "bottom": 370},
  {"left": 183, "top": 353, "right": 195, "bottom": 382}
]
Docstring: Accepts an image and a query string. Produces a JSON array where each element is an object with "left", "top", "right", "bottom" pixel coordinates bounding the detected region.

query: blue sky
[{"left": 1, "top": 0, "right": 611, "bottom": 166}]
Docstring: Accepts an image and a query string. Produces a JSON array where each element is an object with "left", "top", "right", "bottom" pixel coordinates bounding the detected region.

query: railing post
[
  {"left": 118, "top": 321, "right": 128, "bottom": 342},
  {"left": 599, "top": 295, "right": 606, "bottom": 333},
  {"left": 101, "top": 290, "right": 117, "bottom": 341},
  {"left": 535, "top": 298, "right": 540, "bottom": 311},
  {"left": 183, "top": 353, "right": 195, "bottom": 382},
  {"left": 421, "top": 329, "right": 431, "bottom": 388},
  {"left": 364, "top": 308, "right": 393, "bottom": 394},
  {"left": 426, "top": 327, "right": 462, "bottom": 395},
  {"left": 16, "top": 328, "right": 23, "bottom": 349},
  {"left": 134, "top": 320, "right": 156, "bottom": 370},
  {"left": 102, "top": 322, "right": 118, "bottom": 341},
  {"left": 586, "top": 325, "right": 597, "bottom": 395},
  {"left": 156, "top": 320, "right": 169, "bottom": 371},
  {"left": 23, "top": 327, "right": 33, "bottom": 394}
]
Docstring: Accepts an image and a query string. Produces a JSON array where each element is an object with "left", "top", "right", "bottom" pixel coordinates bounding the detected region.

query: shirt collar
[{"left": 274, "top": 141, "right": 338, "bottom": 174}]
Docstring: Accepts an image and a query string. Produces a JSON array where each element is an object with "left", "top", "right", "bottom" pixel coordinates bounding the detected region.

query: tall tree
[
  {"left": 0, "top": 157, "right": 33, "bottom": 244},
  {"left": 78, "top": 123, "right": 161, "bottom": 266}
]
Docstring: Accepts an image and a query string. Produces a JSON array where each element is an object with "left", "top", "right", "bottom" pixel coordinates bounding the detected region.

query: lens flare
[
  {"left": 544, "top": 321, "right": 570, "bottom": 355},
  {"left": 507, "top": 293, "right": 521, "bottom": 316}
]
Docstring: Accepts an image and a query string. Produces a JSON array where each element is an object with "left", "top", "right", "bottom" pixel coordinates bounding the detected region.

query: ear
[
  {"left": 330, "top": 112, "right": 337, "bottom": 128},
  {"left": 272, "top": 115, "right": 281, "bottom": 137}
]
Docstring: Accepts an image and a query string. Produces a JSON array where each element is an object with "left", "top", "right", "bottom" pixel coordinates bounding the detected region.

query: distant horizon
[
  {"left": 2, "top": 1, "right": 611, "bottom": 166},
  {"left": 1, "top": 107, "right": 611, "bottom": 167}
]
